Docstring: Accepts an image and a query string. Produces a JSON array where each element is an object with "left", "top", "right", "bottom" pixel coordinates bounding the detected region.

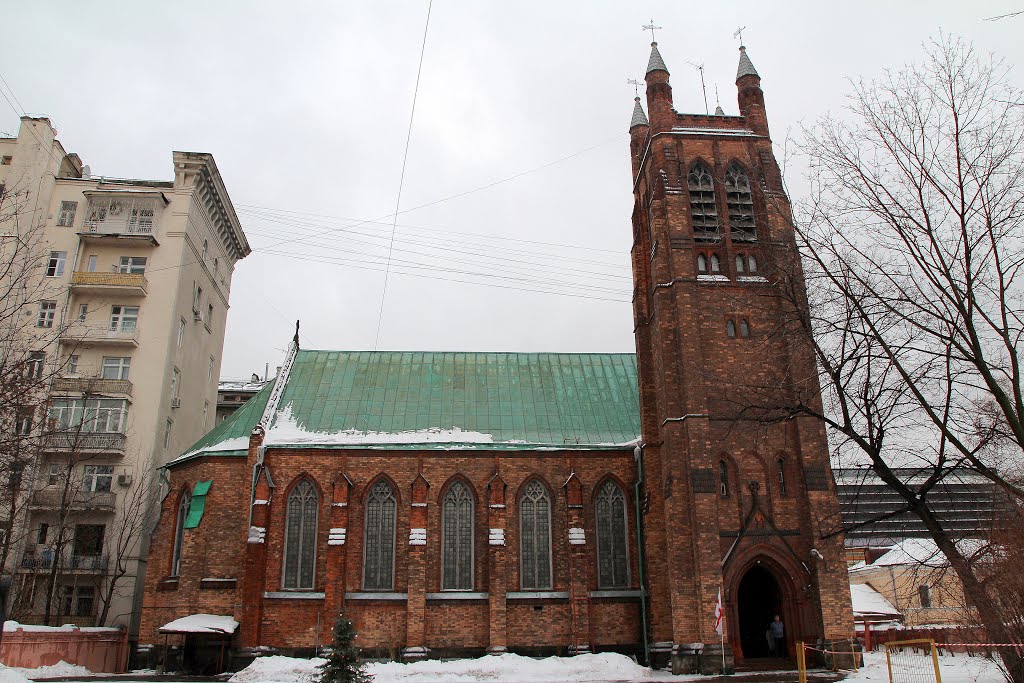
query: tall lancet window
[
  {"left": 442, "top": 482, "right": 474, "bottom": 590},
  {"left": 687, "top": 163, "right": 719, "bottom": 240},
  {"left": 363, "top": 480, "right": 397, "bottom": 591},
  {"left": 283, "top": 479, "right": 318, "bottom": 589},
  {"left": 171, "top": 490, "right": 189, "bottom": 576},
  {"left": 725, "top": 164, "right": 757, "bottom": 240},
  {"left": 595, "top": 481, "right": 629, "bottom": 588},
  {"left": 520, "top": 481, "right": 552, "bottom": 590}
]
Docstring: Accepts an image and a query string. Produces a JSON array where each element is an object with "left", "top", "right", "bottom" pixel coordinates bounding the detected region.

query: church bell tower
[{"left": 627, "top": 40, "right": 854, "bottom": 670}]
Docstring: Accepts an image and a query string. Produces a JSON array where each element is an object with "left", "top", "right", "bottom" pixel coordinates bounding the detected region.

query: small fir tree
[{"left": 319, "top": 614, "right": 370, "bottom": 683}]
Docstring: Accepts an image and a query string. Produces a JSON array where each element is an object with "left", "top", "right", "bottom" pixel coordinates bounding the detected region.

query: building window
[
  {"left": 719, "top": 460, "right": 730, "bottom": 497},
  {"left": 193, "top": 283, "right": 202, "bottom": 313},
  {"left": 520, "top": 480, "right": 552, "bottom": 590},
  {"left": 77, "top": 304, "right": 88, "bottom": 322},
  {"left": 283, "top": 479, "right": 319, "bottom": 590},
  {"left": 86, "top": 255, "right": 97, "bottom": 272},
  {"left": 164, "top": 419, "right": 172, "bottom": 449},
  {"left": 73, "top": 524, "right": 104, "bottom": 557},
  {"left": 37, "top": 523, "right": 49, "bottom": 544},
  {"left": 16, "top": 409, "right": 33, "bottom": 436},
  {"left": 697, "top": 254, "right": 708, "bottom": 274},
  {"left": 725, "top": 164, "right": 757, "bottom": 240},
  {"left": 687, "top": 163, "right": 719, "bottom": 239},
  {"left": 203, "top": 401, "right": 209, "bottom": 427},
  {"left": 118, "top": 256, "right": 147, "bottom": 274},
  {"left": 748, "top": 255, "right": 758, "bottom": 272},
  {"left": 170, "top": 368, "right": 180, "bottom": 402},
  {"left": 177, "top": 318, "right": 185, "bottom": 347},
  {"left": 441, "top": 481, "right": 474, "bottom": 591},
  {"left": 202, "top": 240, "right": 208, "bottom": 262},
  {"left": 82, "top": 465, "right": 113, "bottom": 493},
  {"left": 363, "top": 480, "right": 397, "bottom": 591},
  {"left": 735, "top": 254, "right": 745, "bottom": 273},
  {"left": 101, "top": 356, "right": 131, "bottom": 380},
  {"left": 208, "top": 357, "right": 215, "bottom": 381},
  {"left": 1, "top": 155, "right": 11, "bottom": 165},
  {"left": 67, "top": 354, "right": 79, "bottom": 374},
  {"left": 46, "top": 251, "right": 67, "bottom": 277},
  {"left": 109, "top": 306, "right": 138, "bottom": 332},
  {"left": 739, "top": 319, "right": 750, "bottom": 338},
  {"left": 49, "top": 398, "right": 127, "bottom": 433},
  {"left": 710, "top": 254, "right": 721, "bottom": 273},
  {"left": 60, "top": 586, "right": 95, "bottom": 617},
  {"left": 37, "top": 301, "right": 56, "bottom": 328},
  {"left": 57, "top": 201, "right": 78, "bottom": 227},
  {"left": 206, "top": 303, "right": 213, "bottom": 328},
  {"left": 47, "top": 464, "right": 60, "bottom": 486},
  {"left": 918, "top": 584, "right": 932, "bottom": 608},
  {"left": 26, "top": 351, "right": 45, "bottom": 379},
  {"left": 596, "top": 480, "right": 629, "bottom": 589},
  {"left": 777, "top": 459, "right": 787, "bottom": 496},
  {"left": 171, "top": 490, "right": 189, "bottom": 576},
  {"left": 726, "top": 320, "right": 736, "bottom": 338}
]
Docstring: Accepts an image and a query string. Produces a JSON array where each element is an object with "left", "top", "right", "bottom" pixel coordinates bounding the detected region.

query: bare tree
[{"left": 772, "top": 35, "right": 1024, "bottom": 681}]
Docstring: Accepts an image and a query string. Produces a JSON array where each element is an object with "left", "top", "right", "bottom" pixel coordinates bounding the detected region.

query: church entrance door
[{"left": 736, "top": 563, "right": 785, "bottom": 659}]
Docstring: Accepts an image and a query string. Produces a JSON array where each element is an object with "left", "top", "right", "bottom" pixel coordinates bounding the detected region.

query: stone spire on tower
[
  {"left": 736, "top": 45, "right": 759, "bottom": 80},
  {"left": 646, "top": 42, "right": 669, "bottom": 75},
  {"left": 630, "top": 97, "right": 649, "bottom": 129}
]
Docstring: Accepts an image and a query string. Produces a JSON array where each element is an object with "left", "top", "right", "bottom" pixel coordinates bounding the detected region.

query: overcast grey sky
[{"left": 4, "top": 2, "right": 1023, "bottom": 379}]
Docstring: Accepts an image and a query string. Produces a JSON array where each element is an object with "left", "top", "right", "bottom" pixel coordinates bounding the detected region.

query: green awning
[{"left": 184, "top": 480, "right": 212, "bottom": 528}]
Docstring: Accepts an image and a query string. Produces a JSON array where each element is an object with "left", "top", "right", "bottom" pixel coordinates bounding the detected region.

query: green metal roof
[
  {"left": 170, "top": 379, "right": 275, "bottom": 465},
  {"left": 173, "top": 351, "right": 641, "bottom": 464}
]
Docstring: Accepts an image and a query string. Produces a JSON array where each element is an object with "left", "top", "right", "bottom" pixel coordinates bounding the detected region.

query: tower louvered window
[
  {"left": 363, "top": 480, "right": 396, "bottom": 591},
  {"left": 687, "top": 164, "right": 719, "bottom": 240},
  {"left": 442, "top": 482, "right": 474, "bottom": 590},
  {"left": 520, "top": 481, "right": 552, "bottom": 590},
  {"left": 596, "top": 481, "right": 629, "bottom": 588},
  {"left": 283, "top": 479, "right": 318, "bottom": 589},
  {"left": 725, "top": 164, "right": 757, "bottom": 240}
]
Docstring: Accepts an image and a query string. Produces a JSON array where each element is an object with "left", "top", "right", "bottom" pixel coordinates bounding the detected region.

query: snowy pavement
[{"left": 0, "top": 649, "right": 1008, "bottom": 683}]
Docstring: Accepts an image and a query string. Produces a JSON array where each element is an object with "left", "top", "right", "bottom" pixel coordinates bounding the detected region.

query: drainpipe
[{"left": 633, "top": 443, "right": 650, "bottom": 665}]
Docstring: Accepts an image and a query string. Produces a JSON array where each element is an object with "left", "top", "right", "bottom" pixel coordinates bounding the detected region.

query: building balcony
[
  {"left": 61, "top": 326, "right": 139, "bottom": 347},
  {"left": 69, "top": 271, "right": 147, "bottom": 296},
  {"left": 19, "top": 553, "right": 109, "bottom": 572},
  {"left": 41, "top": 431, "right": 126, "bottom": 454},
  {"left": 52, "top": 377, "right": 133, "bottom": 396},
  {"left": 29, "top": 488, "right": 116, "bottom": 512}
]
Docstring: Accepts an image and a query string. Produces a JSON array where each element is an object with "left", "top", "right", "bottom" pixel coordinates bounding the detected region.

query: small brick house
[{"left": 139, "top": 41, "right": 853, "bottom": 672}]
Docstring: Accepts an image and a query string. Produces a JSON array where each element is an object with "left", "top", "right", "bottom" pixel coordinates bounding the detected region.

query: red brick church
[{"left": 139, "top": 41, "right": 853, "bottom": 672}]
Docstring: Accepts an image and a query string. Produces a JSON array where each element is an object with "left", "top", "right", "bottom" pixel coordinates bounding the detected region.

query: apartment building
[{"left": 0, "top": 116, "right": 250, "bottom": 634}]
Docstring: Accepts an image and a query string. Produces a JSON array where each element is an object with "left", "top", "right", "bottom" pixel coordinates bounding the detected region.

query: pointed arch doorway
[{"left": 736, "top": 563, "right": 785, "bottom": 659}]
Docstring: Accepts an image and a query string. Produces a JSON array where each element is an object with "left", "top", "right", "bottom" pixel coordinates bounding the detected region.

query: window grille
[
  {"left": 283, "top": 479, "right": 318, "bottom": 589},
  {"left": 725, "top": 164, "right": 757, "bottom": 240},
  {"left": 172, "top": 491, "right": 189, "bottom": 576},
  {"left": 442, "top": 482, "right": 474, "bottom": 590},
  {"left": 84, "top": 197, "right": 157, "bottom": 233},
  {"left": 57, "top": 201, "right": 78, "bottom": 227},
  {"left": 596, "top": 481, "right": 629, "bottom": 588},
  {"left": 687, "top": 164, "right": 720, "bottom": 240},
  {"left": 520, "top": 480, "right": 552, "bottom": 590},
  {"left": 363, "top": 480, "right": 396, "bottom": 590}
]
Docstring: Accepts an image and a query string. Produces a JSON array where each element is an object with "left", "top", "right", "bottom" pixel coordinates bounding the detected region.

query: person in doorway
[
  {"left": 770, "top": 614, "right": 785, "bottom": 656},
  {"left": 765, "top": 624, "right": 775, "bottom": 655}
]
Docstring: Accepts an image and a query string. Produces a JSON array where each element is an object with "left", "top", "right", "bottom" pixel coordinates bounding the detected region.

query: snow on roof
[
  {"left": 3, "top": 620, "right": 119, "bottom": 633},
  {"left": 267, "top": 404, "right": 496, "bottom": 446},
  {"left": 849, "top": 537, "right": 988, "bottom": 572},
  {"left": 850, "top": 584, "right": 901, "bottom": 617},
  {"left": 159, "top": 613, "right": 238, "bottom": 634},
  {"left": 219, "top": 379, "right": 268, "bottom": 393}
]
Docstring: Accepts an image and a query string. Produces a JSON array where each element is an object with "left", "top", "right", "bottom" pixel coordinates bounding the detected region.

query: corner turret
[
  {"left": 644, "top": 42, "right": 674, "bottom": 131},
  {"left": 735, "top": 45, "right": 769, "bottom": 138},
  {"left": 629, "top": 96, "right": 650, "bottom": 177}
]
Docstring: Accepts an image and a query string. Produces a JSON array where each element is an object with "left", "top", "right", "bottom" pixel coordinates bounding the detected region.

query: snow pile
[
  {"left": 3, "top": 620, "right": 116, "bottom": 632},
  {"left": 231, "top": 653, "right": 654, "bottom": 683},
  {"left": 848, "top": 650, "right": 1004, "bottom": 683},
  {"left": 266, "top": 404, "right": 496, "bottom": 447},
  {"left": 160, "top": 613, "right": 239, "bottom": 634},
  {"left": 12, "top": 661, "right": 91, "bottom": 679},
  {"left": 0, "top": 666, "right": 32, "bottom": 683}
]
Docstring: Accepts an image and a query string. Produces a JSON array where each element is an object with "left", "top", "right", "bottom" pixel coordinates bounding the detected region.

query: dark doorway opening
[{"left": 737, "top": 563, "right": 784, "bottom": 659}]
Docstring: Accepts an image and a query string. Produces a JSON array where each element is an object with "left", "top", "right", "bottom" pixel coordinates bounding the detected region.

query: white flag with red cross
[{"left": 714, "top": 589, "right": 724, "bottom": 636}]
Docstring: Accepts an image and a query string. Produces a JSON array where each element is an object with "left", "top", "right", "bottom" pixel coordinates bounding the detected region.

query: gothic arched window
[
  {"left": 171, "top": 490, "right": 189, "bottom": 576},
  {"left": 727, "top": 320, "right": 737, "bottom": 338},
  {"left": 710, "top": 254, "right": 721, "bottom": 273},
  {"left": 748, "top": 255, "right": 758, "bottom": 272},
  {"left": 363, "top": 480, "right": 397, "bottom": 591},
  {"left": 735, "top": 254, "right": 745, "bottom": 273},
  {"left": 283, "top": 479, "right": 318, "bottom": 589},
  {"left": 725, "top": 164, "right": 757, "bottom": 240},
  {"left": 777, "top": 458, "right": 788, "bottom": 496},
  {"left": 697, "top": 254, "right": 708, "bottom": 274},
  {"left": 740, "top": 319, "right": 751, "bottom": 338},
  {"left": 687, "top": 163, "right": 719, "bottom": 240},
  {"left": 442, "top": 481, "right": 474, "bottom": 590},
  {"left": 719, "top": 460, "right": 730, "bottom": 497},
  {"left": 520, "top": 480, "right": 552, "bottom": 590},
  {"left": 595, "top": 481, "right": 629, "bottom": 589}
]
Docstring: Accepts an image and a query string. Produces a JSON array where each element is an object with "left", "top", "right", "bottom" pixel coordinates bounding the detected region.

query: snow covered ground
[
  {"left": 0, "top": 661, "right": 91, "bottom": 683},
  {"left": 848, "top": 650, "right": 1004, "bottom": 683}
]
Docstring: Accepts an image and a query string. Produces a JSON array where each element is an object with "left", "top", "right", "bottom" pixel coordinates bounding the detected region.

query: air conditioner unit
[
  {"left": 170, "top": 398, "right": 181, "bottom": 408},
  {"left": 117, "top": 474, "right": 133, "bottom": 487}
]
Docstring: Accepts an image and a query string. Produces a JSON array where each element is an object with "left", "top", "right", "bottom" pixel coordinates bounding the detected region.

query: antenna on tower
[
  {"left": 627, "top": 78, "right": 642, "bottom": 97},
  {"left": 688, "top": 61, "right": 709, "bottom": 115}
]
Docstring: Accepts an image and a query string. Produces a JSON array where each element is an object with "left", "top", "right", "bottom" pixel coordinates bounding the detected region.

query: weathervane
[
  {"left": 687, "top": 61, "right": 709, "bottom": 115},
  {"left": 642, "top": 19, "right": 662, "bottom": 42},
  {"left": 733, "top": 25, "right": 746, "bottom": 46},
  {"left": 627, "top": 78, "right": 643, "bottom": 97}
]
